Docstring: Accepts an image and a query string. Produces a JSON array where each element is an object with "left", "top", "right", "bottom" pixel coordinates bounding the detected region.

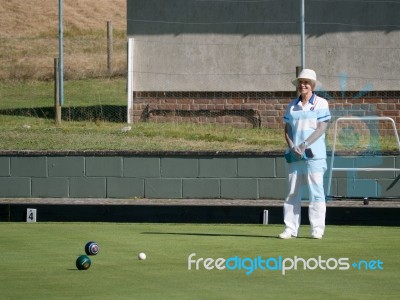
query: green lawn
[
  {"left": 0, "top": 78, "right": 398, "bottom": 152},
  {"left": 0, "top": 78, "right": 126, "bottom": 109},
  {"left": 0, "top": 223, "right": 398, "bottom": 299},
  {"left": 0, "top": 78, "right": 286, "bottom": 151}
]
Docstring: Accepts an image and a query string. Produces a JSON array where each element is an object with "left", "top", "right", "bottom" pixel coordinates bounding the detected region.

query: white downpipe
[{"left": 127, "top": 38, "right": 134, "bottom": 124}]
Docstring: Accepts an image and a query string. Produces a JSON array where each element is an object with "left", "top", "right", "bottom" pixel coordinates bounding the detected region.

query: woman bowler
[{"left": 279, "top": 69, "right": 331, "bottom": 240}]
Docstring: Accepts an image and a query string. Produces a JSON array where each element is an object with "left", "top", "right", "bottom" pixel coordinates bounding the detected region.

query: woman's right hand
[{"left": 291, "top": 145, "right": 303, "bottom": 159}]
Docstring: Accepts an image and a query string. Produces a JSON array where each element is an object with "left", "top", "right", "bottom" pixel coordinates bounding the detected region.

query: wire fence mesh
[{"left": 0, "top": 0, "right": 399, "bottom": 152}]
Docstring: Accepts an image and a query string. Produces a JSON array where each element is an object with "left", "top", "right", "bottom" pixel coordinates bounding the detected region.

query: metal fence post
[
  {"left": 107, "top": 20, "right": 113, "bottom": 76},
  {"left": 54, "top": 58, "right": 61, "bottom": 124}
]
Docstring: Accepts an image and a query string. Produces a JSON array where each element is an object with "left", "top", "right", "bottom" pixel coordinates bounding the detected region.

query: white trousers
[{"left": 283, "top": 159, "right": 327, "bottom": 236}]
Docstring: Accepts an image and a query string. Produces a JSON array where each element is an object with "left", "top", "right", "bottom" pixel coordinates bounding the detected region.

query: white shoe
[
  {"left": 311, "top": 232, "right": 323, "bottom": 239},
  {"left": 279, "top": 232, "right": 296, "bottom": 239}
]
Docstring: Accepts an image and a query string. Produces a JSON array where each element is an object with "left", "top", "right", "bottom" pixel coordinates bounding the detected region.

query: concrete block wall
[{"left": 0, "top": 153, "right": 398, "bottom": 199}]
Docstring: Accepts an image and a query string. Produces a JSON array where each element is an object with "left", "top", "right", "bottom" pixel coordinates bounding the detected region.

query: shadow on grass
[
  {"left": 141, "top": 231, "right": 280, "bottom": 239},
  {"left": 142, "top": 232, "right": 314, "bottom": 239},
  {"left": 0, "top": 105, "right": 127, "bottom": 122}
]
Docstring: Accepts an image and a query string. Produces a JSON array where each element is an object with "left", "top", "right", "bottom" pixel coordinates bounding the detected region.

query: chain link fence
[
  {"left": 1, "top": 0, "right": 399, "bottom": 133},
  {"left": 0, "top": 0, "right": 127, "bottom": 122}
]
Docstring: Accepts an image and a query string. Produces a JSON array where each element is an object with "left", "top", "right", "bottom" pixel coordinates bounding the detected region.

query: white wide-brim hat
[{"left": 291, "top": 68, "right": 321, "bottom": 87}]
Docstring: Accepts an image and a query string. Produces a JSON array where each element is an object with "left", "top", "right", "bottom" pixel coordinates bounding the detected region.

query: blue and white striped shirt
[{"left": 283, "top": 93, "right": 331, "bottom": 159}]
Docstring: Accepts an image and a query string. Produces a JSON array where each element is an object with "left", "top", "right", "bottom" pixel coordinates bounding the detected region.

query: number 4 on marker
[{"left": 26, "top": 209, "right": 37, "bottom": 222}]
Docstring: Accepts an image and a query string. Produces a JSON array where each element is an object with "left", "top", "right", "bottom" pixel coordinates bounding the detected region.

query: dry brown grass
[{"left": 0, "top": 0, "right": 127, "bottom": 80}]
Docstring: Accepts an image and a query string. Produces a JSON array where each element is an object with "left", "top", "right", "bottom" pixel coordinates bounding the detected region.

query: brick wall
[{"left": 130, "top": 91, "right": 400, "bottom": 131}]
